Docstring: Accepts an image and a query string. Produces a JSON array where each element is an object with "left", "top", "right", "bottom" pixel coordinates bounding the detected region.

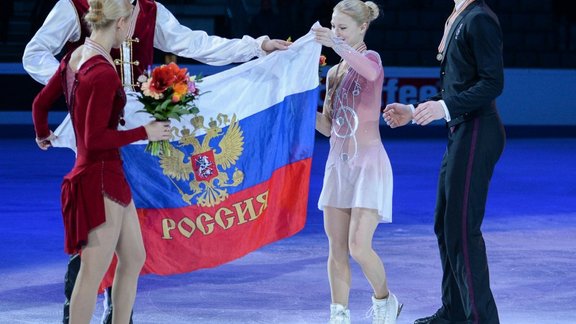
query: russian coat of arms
[{"left": 160, "top": 113, "right": 245, "bottom": 207}]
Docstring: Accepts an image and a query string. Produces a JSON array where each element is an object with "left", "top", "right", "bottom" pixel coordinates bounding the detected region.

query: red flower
[
  {"left": 150, "top": 64, "right": 176, "bottom": 93},
  {"left": 149, "top": 62, "right": 188, "bottom": 94},
  {"left": 172, "top": 64, "right": 188, "bottom": 84}
]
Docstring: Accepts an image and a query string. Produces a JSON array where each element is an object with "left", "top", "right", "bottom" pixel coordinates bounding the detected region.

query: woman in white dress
[{"left": 314, "top": 1, "right": 400, "bottom": 323}]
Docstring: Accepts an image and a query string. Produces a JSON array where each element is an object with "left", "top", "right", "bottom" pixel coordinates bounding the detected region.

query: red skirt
[{"left": 61, "top": 159, "right": 132, "bottom": 254}]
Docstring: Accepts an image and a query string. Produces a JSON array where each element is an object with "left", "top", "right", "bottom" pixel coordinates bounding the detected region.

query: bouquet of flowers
[{"left": 137, "top": 62, "right": 202, "bottom": 156}]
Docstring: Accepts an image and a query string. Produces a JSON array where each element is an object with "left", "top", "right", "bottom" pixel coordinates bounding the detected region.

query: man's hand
[
  {"left": 312, "top": 26, "right": 337, "bottom": 48},
  {"left": 383, "top": 103, "right": 413, "bottom": 128},
  {"left": 261, "top": 39, "right": 291, "bottom": 53},
  {"left": 413, "top": 101, "right": 446, "bottom": 125}
]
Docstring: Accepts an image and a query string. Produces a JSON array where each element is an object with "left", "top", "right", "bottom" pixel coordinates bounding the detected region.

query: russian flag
[{"left": 95, "top": 28, "right": 321, "bottom": 284}]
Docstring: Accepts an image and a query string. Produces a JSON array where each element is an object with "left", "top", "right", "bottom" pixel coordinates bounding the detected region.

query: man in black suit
[{"left": 383, "top": 0, "right": 504, "bottom": 323}]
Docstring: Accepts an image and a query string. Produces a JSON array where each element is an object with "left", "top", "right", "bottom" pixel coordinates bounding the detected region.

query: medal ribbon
[{"left": 437, "top": 0, "right": 475, "bottom": 56}]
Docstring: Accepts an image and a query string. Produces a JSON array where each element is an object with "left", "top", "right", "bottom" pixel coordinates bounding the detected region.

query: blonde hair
[
  {"left": 334, "top": 0, "right": 380, "bottom": 26},
  {"left": 84, "top": 0, "right": 132, "bottom": 30}
]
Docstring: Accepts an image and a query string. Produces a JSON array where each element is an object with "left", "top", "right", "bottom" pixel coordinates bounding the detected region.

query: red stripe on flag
[{"left": 100, "top": 158, "right": 311, "bottom": 289}]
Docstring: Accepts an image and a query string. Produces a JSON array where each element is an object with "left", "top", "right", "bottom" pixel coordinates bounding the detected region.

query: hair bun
[
  {"left": 85, "top": 0, "right": 106, "bottom": 25},
  {"left": 364, "top": 1, "right": 380, "bottom": 21}
]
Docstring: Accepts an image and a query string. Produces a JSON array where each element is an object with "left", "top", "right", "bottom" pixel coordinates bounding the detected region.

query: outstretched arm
[{"left": 154, "top": 3, "right": 289, "bottom": 65}]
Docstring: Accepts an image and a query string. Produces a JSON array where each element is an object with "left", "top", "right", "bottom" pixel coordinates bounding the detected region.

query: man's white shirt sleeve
[
  {"left": 154, "top": 2, "right": 268, "bottom": 66},
  {"left": 439, "top": 100, "right": 451, "bottom": 122},
  {"left": 22, "top": 0, "right": 81, "bottom": 85}
]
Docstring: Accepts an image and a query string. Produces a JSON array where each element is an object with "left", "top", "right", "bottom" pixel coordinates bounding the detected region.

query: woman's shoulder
[
  {"left": 363, "top": 49, "right": 383, "bottom": 72},
  {"left": 363, "top": 49, "right": 382, "bottom": 62}
]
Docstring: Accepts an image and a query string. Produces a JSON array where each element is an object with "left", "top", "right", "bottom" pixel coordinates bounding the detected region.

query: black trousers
[
  {"left": 433, "top": 113, "right": 505, "bottom": 324},
  {"left": 63, "top": 254, "right": 133, "bottom": 324}
]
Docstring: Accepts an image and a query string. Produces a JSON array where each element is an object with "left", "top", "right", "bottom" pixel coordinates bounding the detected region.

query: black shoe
[
  {"left": 414, "top": 311, "right": 448, "bottom": 324},
  {"left": 101, "top": 287, "right": 134, "bottom": 324}
]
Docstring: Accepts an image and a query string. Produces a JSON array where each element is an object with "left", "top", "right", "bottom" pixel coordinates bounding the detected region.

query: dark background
[
  {"left": 1, "top": 0, "right": 575, "bottom": 68},
  {"left": 1, "top": 0, "right": 575, "bottom": 138}
]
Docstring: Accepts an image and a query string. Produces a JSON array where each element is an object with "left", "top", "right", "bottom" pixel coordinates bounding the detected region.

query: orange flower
[{"left": 172, "top": 81, "right": 188, "bottom": 102}]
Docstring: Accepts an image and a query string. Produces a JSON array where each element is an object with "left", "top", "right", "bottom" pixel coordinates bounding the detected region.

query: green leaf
[
  {"left": 153, "top": 113, "right": 167, "bottom": 120},
  {"left": 167, "top": 112, "right": 180, "bottom": 120},
  {"left": 159, "top": 98, "right": 172, "bottom": 112}
]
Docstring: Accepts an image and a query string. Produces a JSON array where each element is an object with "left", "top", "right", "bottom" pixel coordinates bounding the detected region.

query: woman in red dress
[{"left": 32, "top": 0, "right": 170, "bottom": 322}]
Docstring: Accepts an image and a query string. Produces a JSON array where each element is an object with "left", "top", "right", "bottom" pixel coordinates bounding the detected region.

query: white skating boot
[
  {"left": 367, "top": 293, "right": 403, "bottom": 324},
  {"left": 329, "top": 303, "right": 351, "bottom": 324}
]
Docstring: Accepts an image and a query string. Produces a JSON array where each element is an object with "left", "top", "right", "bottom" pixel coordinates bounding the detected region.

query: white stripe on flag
[{"left": 52, "top": 23, "right": 322, "bottom": 150}]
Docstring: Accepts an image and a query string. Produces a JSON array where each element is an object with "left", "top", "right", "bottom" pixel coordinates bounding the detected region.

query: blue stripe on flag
[{"left": 121, "top": 87, "right": 318, "bottom": 209}]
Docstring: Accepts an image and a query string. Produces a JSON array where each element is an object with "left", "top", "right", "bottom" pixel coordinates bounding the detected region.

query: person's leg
[
  {"left": 349, "top": 207, "right": 400, "bottom": 323},
  {"left": 443, "top": 118, "right": 504, "bottom": 324},
  {"left": 348, "top": 208, "right": 387, "bottom": 298},
  {"left": 101, "top": 204, "right": 140, "bottom": 324},
  {"left": 324, "top": 207, "right": 352, "bottom": 306},
  {"left": 63, "top": 254, "right": 81, "bottom": 324},
  {"left": 110, "top": 200, "right": 146, "bottom": 324},
  {"left": 415, "top": 148, "right": 465, "bottom": 324},
  {"left": 324, "top": 206, "right": 352, "bottom": 323},
  {"left": 69, "top": 197, "right": 123, "bottom": 323},
  {"left": 101, "top": 285, "right": 135, "bottom": 324},
  {"left": 436, "top": 149, "right": 467, "bottom": 321}
]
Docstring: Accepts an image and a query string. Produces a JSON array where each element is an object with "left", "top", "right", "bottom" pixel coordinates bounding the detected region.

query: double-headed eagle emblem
[{"left": 160, "top": 113, "right": 245, "bottom": 207}]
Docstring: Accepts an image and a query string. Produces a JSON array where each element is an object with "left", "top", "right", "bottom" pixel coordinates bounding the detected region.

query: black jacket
[{"left": 425, "top": 1, "right": 504, "bottom": 127}]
